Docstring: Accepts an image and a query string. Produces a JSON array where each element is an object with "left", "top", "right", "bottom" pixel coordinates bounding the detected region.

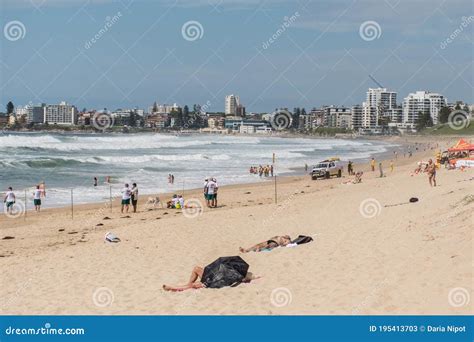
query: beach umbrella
[{"left": 201, "top": 256, "right": 249, "bottom": 289}]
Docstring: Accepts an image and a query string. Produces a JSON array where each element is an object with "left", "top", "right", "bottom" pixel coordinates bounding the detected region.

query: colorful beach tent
[
  {"left": 448, "top": 139, "right": 474, "bottom": 152},
  {"left": 201, "top": 256, "right": 249, "bottom": 289}
]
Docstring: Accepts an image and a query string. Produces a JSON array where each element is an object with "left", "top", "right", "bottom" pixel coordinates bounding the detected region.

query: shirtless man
[
  {"left": 425, "top": 159, "right": 437, "bottom": 187},
  {"left": 239, "top": 235, "right": 291, "bottom": 253}
]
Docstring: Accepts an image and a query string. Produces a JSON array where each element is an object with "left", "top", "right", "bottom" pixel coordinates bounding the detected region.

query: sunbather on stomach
[{"left": 239, "top": 235, "right": 291, "bottom": 253}]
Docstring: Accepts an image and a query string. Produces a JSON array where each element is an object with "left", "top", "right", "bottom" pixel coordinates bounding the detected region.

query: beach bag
[{"left": 291, "top": 235, "right": 313, "bottom": 245}]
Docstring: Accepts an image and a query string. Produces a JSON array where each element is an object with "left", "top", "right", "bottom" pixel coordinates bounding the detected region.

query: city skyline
[{"left": 1, "top": 0, "right": 472, "bottom": 112}]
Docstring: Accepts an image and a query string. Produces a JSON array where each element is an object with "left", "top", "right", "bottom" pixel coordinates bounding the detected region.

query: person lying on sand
[
  {"left": 239, "top": 235, "right": 291, "bottom": 253},
  {"left": 342, "top": 171, "right": 363, "bottom": 184},
  {"left": 162, "top": 266, "right": 259, "bottom": 292}
]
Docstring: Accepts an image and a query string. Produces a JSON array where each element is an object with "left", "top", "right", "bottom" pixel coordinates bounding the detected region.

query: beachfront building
[
  {"left": 150, "top": 103, "right": 180, "bottom": 115},
  {"left": 145, "top": 113, "right": 168, "bottom": 128},
  {"left": 0, "top": 113, "right": 8, "bottom": 127},
  {"left": 351, "top": 105, "right": 363, "bottom": 130},
  {"left": 26, "top": 104, "right": 46, "bottom": 124},
  {"left": 224, "top": 119, "right": 270, "bottom": 132},
  {"left": 44, "top": 102, "right": 77, "bottom": 125},
  {"left": 362, "top": 88, "right": 398, "bottom": 128},
  {"left": 225, "top": 94, "right": 241, "bottom": 116},
  {"left": 402, "top": 91, "right": 447, "bottom": 125},
  {"left": 325, "top": 106, "right": 352, "bottom": 129},
  {"left": 207, "top": 116, "right": 225, "bottom": 129}
]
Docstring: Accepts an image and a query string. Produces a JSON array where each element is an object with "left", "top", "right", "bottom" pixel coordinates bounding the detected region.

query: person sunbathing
[
  {"left": 239, "top": 235, "right": 291, "bottom": 253},
  {"left": 342, "top": 171, "right": 363, "bottom": 184},
  {"left": 162, "top": 266, "right": 258, "bottom": 292}
]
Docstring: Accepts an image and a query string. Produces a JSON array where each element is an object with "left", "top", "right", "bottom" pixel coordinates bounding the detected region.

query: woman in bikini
[{"left": 239, "top": 235, "right": 291, "bottom": 253}]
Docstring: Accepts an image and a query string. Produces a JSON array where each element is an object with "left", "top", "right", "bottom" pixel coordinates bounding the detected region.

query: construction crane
[{"left": 369, "top": 74, "right": 384, "bottom": 88}]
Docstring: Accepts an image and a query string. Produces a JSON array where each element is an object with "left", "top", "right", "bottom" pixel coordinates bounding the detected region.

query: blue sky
[{"left": 0, "top": 0, "right": 473, "bottom": 112}]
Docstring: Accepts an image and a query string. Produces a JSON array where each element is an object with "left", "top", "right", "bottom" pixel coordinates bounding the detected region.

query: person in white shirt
[
  {"left": 121, "top": 183, "right": 132, "bottom": 214},
  {"left": 206, "top": 179, "right": 217, "bottom": 208},
  {"left": 211, "top": 178, "right": 218, "bottom": 208},
  {"left": 3, "top": 187, "right": 16, "bottom": 215},
  {"left": 33, "top": 185, "right": 45, "bottom": 212},
  {"left": 178, "top": 195, "right": 185, "bottom": 209}
]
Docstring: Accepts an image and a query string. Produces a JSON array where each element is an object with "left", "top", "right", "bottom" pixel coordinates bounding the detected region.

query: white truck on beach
[{"left": 310, "top": 158, "right": 344, "bottom": 180}]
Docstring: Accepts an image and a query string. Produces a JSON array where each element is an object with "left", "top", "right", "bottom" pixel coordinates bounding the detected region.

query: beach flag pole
[{"left": 71, "top": 189, "right": 74, "bottom": 220}]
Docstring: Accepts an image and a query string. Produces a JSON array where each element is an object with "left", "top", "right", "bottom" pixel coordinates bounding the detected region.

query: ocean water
[{"left": 0, "top": 132, "right": 398, "bottom": 209}]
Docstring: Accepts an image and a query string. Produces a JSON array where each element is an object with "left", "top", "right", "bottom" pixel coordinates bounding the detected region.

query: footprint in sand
[
  {"left": 121, "top": 216, "right": 131, "bottom": 219},
  {"left": 96, "top": 223, "right": 104, "bottom": 226},
  {"left": 2, "top": 236, "right": 14, "bottom": 240},
  {"left": 68, "top": 232, "right": 78, "bottom": 235},
  {"left": 58, "top": 229, "right": 65, "bottom": 232},
  {"left": 103, "top": 216, "right": 111, "bottom": 220}
]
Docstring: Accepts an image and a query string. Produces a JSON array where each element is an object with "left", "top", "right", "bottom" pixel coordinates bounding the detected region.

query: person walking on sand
[
  {"left": 3, "top": 187, "right": 16, "bottom": 215},
  {"left": 121, "top": 183, "right": 132, "bottom": 213},
  {"left": 131, "top": 183, "right": 138, "bottom": 213},
  {"left": 426, "top": 159, "right": 437, "bottom": 187},
  {"left": 370, "top": 158, "right": 376, "bottom": 172},
  {"left": 390, "top": 160, "right": 394, "bottom": 173},
  {"left": 347, "top": 161, "right": 353, "bottom": 175},
  {"left": 33, "top": 185, "right": 45, "bottom": 212}
]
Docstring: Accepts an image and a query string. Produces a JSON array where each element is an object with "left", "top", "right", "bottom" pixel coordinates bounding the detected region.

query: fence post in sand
[{"left": 24, "top": 189, "right": 27, "bottom": 221}]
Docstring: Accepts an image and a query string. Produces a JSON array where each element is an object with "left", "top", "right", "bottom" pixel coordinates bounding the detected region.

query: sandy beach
[{"left": 0, "top": 136, "right": 472, "bottom": 315}]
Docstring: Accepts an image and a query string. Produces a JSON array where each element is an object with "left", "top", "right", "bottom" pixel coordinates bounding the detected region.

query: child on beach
[
  {"left": 371, "top": 158, "right": 376, "bottom": 172},
  {"left": 3, "top": 187, "right": 16, "bottom": 215}
]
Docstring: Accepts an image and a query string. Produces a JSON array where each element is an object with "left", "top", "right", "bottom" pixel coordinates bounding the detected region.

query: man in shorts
[
  {"left": 206, "top": 178, "right": 217, "bottom": 208},
  {"left": 131, "top": 183, "right": 138, "bottom": 213},
  {"left": 121, "top": 183, "right": 132, "bottom": 213},
  {"left": 3, "top": 187, "right": 16, "bottom": 215},
  {"left": 33, "top": 185, "right": 45, "bottom": 212}
]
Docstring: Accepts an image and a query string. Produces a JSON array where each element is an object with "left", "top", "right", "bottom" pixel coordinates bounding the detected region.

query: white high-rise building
[
  {"left": 225, "top": 95, "right": 240, "bottom": 116},
  {"left": 362, "top": 88, "right": 398, "bottom": 128},
  {"left": 402, "top": 91, "right": 447, "bottom": 125},
  {"left": 44, "top": 101, "right": 77, "bottom": 125}
]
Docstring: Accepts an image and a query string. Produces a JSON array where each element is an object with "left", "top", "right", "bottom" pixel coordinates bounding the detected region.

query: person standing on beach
[
  {"left": 206, "top": 178, "right": 217, "bottom": 208},
  {"left": 370, "top": 158, "right": 376, "bottom": 172},
  {"left": 131, "top": 183, "right": 138, "bottom": 213},
  {"left": 390, "top": 160, "right": 394, "bottom": 173},
  {"left": 211, "top": 178, "right": 218, "bottom": 208},
  {"left": 348, "top": 161, "right": 353, "bottom": 175},
  {"left": 93, "top": 177, "right": 98, "bottom": 187},
  {"left": 379, "top": 162, "right": 384, "bottom": 178},
  {"left": 305, "top": 163, "right": 308, "bottom": 172},
  {"left": 33, "top": 185, "right": 45, "bottom": 212},
  {"left": 426, "top": 159, "right": 437, "bottom": 187},
  {"left": 3, "top": 187, "right": 16, "bottom": 215},
  {"left": 121, "top": 183, "right": 132, "bottom": 214}
]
